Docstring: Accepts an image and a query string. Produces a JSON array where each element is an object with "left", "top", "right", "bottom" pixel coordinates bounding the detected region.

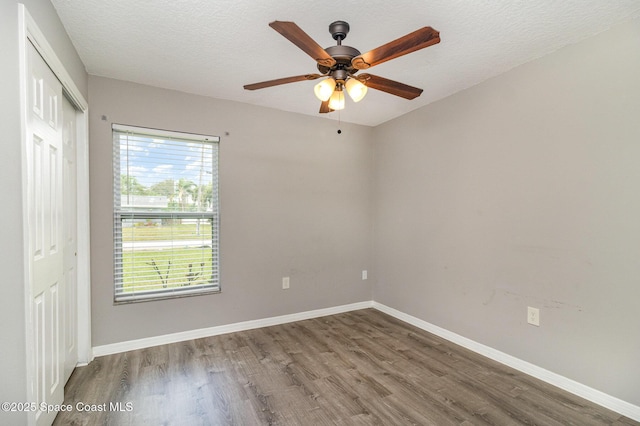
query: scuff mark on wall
[
  {"left": 482, "top": 289, "right": 496, "bottom": 305},
  {"left": 502, "top": 289, "right": 583, "bottom": 312}
]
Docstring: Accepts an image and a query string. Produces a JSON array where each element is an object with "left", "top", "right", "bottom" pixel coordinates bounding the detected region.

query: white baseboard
[
  {"left": 372, "top": 302, "right": 640, "bottom": 422},
  {"left": 92, "top": 301, "right": 373, "bottom": 357}
]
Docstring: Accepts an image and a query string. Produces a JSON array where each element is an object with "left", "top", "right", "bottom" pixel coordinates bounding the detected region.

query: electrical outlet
[
  {"left": 362, "top": 270, "right": 368, "bottom": 280},
  {"left": 282, "top": 277, "right": 290, "bottom": 290},
  {"left": 527, "top": 307, "right": 540, "bottom": 326}
]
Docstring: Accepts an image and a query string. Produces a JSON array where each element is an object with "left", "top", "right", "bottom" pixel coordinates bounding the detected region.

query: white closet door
[{"left": 27, "top": 41, "right": 65, "bottom": 426}]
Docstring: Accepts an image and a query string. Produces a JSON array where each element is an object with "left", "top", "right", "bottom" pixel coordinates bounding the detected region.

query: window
[{"left": 113, "top": 124, "right": 220, "bottom": 303}]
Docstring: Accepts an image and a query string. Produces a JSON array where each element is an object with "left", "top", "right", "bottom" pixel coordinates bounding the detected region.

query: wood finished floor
[{"left": 54, "top": 309, "right": 638, "bottom": 425}]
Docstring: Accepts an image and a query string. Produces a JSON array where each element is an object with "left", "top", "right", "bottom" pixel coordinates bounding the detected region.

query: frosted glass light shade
[
  {"left": 314, "top": 78, "right": 336, "bottom": 101},
  {"left": 345, "top": 78, "right": 368, "bottom": 102},
  {"left": 328, "top": 89, "right": 345, "bottom": 110}
]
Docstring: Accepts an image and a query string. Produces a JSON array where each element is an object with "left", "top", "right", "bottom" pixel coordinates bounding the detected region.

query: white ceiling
[{"left": 51, "top": 0, "right": 640, "bottom": 127}]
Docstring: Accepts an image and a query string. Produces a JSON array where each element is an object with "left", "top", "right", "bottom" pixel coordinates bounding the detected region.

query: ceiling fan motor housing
[{"left": 318, "top": 45, "right": 361, "bottom": 79}]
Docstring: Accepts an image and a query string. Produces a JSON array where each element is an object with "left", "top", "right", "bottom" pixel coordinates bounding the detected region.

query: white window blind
[{"left": 113, "top": 124, "right": 220, "bottom": 303}]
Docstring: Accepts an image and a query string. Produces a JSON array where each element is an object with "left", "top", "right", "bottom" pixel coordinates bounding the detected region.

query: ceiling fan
[{"left": 243, "top": 20, "right": 441, "bottom": 113}]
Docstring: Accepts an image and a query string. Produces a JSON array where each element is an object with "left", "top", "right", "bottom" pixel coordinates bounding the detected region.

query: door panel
[
  {"left": 62, "top": 96, "right": 78, "bottom": 382},
  {"left": 27, "top": 41, "right": 65, "bottom": 426}
]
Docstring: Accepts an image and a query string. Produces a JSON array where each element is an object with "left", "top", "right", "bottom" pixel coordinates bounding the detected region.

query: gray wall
[
  {"left": 372, "top": 18, "right": 640, "bottom": 406},
  {"left": 0, "top": 1, "right": 86, "bottom": 424},
  {"left": 89, "top": 76, "right": 374, "bottom": 346}
]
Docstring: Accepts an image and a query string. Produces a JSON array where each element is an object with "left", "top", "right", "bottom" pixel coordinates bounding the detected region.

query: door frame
[{"left": 18, "top": 2, "right": 92, "bottom": 413}]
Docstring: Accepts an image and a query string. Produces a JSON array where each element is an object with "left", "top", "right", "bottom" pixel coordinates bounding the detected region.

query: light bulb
[
  {"left": 314, "top": 78, "right": 336, "bottom": 102},
  {"left": 328, "top": 88, "right": 345, "bottom": 110},
  {"left": 345, "top": 78, "right": 368, "bottom": 102}
]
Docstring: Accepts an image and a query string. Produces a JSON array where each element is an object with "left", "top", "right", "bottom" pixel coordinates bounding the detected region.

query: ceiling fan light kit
[
  {"left": 328, "top": 87, "right": 345, "bottom": 111},
  {"left": 345, "top": 78, "right": 367, "bottom": 102},
  {"left": 244, "top": 20, "right": 440, "bottom": 114},
  {"left": 314, "top": 78, "right": 336, "bottom": 101}
]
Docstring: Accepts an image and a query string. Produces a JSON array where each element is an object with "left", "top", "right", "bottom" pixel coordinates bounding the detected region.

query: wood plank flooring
[{"left": 53, "top": 309, "right": 638, "bottom": 425}]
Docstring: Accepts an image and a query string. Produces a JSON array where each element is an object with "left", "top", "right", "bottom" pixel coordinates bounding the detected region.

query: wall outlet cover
[{"left": 527, "top": 306, "right": 540, "bottom": 326}]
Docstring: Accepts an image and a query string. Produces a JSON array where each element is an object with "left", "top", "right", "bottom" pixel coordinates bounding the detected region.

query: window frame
[{"left": 112, "top": 124, "right": 221, "bottom": 303}]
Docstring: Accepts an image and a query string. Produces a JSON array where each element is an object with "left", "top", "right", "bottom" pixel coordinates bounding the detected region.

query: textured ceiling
[{"left": 51, "top": 0, "right": 640, "bottom": 126}]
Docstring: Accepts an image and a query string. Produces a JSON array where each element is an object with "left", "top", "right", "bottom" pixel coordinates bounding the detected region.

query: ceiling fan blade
[
  {"left": 319, "top": 100, "right": 333, "bottom": 113},
  {"left": 244, "top": 74, "right": 324, "bottom": 91},
  {"left": 351, "top": 27, "right": 440, "bottom": 70},
  {"left": 269, "top": 21, "right": 336, "bottom": 68},
  {"left": 357, "top": 74, "right": 423, "bottom": 100}
]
